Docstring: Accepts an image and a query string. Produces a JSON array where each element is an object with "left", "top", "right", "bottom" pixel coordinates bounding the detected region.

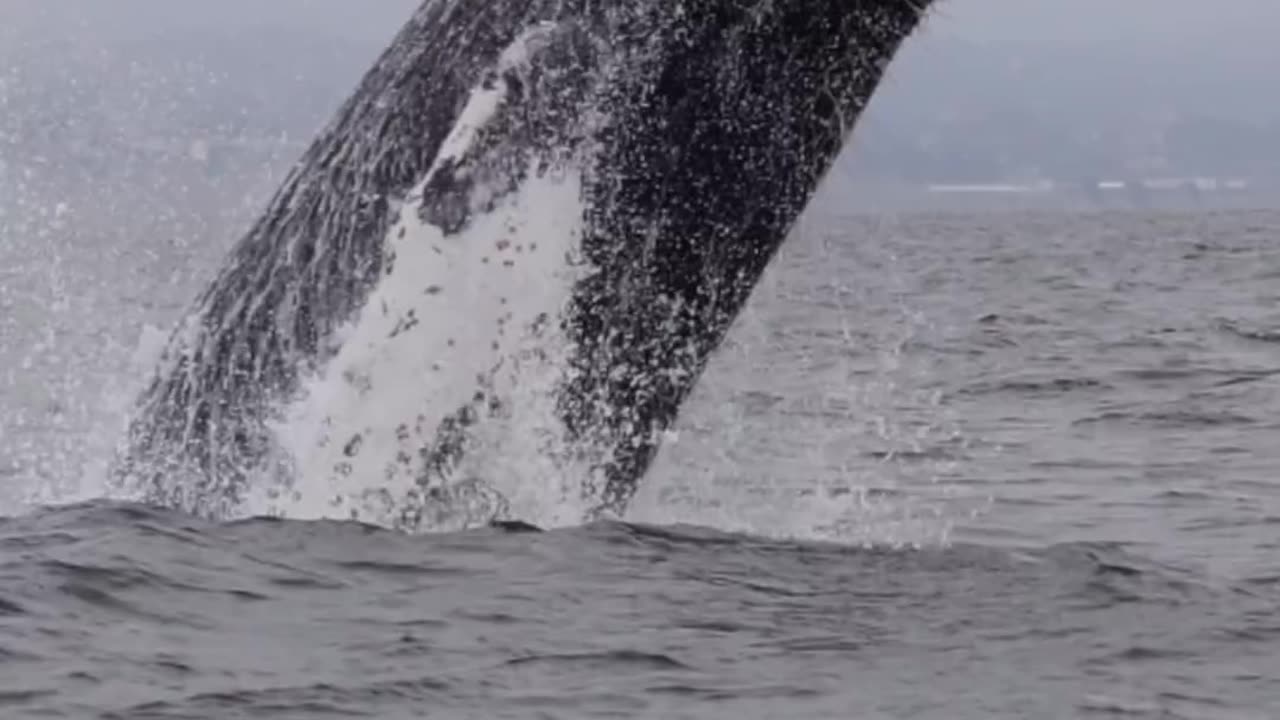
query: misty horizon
[{"left": 3, "top": 0, "right": 1278, "bottom": 204}]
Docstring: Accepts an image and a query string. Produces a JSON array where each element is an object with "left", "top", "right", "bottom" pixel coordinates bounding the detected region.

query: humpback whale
[{"left": 111, "top": 0, "right": 934, "bottom": 529}]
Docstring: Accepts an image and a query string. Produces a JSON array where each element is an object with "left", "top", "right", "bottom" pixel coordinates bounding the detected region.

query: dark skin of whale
[{"left": 112, "top": 0, "right": 934, "bottom": 525}]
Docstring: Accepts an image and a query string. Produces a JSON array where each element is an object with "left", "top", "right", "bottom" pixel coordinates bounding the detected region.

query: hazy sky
[
  {"left": 930, "top": 0, "right": 1280, "bottom": 50},
  {"left": 4, "top": 0, "right": 1277, "bottom": 178},
  {"left": 3, "top": 0, "right": 1277, "bottom": 73},
  {"left": 3, "top": 0, "right": 1278, "bottom": 51}
]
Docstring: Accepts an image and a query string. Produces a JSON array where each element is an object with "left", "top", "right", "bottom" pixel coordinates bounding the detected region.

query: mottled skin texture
[
  {"left": 567, "top": 2, "right": 934, "bottom": 512},
  {"left": 112, "top": 0, "right": 934, "bottom": 523}
]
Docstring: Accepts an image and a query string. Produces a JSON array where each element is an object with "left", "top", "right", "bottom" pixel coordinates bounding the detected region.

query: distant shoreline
[{"left": 821, "top": 178, "right": 1280, "bottom": 215}]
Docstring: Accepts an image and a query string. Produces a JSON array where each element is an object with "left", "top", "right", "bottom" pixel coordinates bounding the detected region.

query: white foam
[
  {"left": 254, "top": 25, "right": 602, "bottom": 529},
  {"left": 260, "top": 168, "right": 594, "bottom": 526}
]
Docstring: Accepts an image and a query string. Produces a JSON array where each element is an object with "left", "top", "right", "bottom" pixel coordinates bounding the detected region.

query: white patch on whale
[{"left": 250, "top": 24, "right": 606, "bottom": 530}]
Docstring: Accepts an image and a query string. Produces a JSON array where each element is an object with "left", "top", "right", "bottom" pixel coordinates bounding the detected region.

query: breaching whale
[{"left": 111, "top": 0, "right": 934, "bottom": 529}]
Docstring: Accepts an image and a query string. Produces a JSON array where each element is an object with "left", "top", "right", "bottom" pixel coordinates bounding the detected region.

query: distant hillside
[
  {"left": 844, "top": 29, "right": 1280, "bottom": 184},
  {"left": 3, "top": 1, "right": 1276, "bottom": 195}
]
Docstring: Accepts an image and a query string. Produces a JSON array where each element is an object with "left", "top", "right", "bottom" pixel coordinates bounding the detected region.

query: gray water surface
[{"left": 3, "top": 208, "right": 1280, "bottom": 718}]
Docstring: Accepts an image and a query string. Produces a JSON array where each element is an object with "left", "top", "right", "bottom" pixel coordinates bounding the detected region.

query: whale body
[{"left": 111, "top": 0, "right": 934, "bottom": 529}]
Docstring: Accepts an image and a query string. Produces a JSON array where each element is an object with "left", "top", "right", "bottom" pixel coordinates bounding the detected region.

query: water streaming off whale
[{"left": 108, "top": 0, "right": 934, "bottom": 529}]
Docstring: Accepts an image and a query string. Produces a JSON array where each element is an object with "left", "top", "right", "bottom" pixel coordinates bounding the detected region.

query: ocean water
[{"left": 3, "top": 205, "right": 1280, "bottom": 718}]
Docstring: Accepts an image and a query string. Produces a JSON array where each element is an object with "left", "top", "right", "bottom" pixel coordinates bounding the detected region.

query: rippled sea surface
[{"left": 4, "top": 208, "right": 1280, "bottom": 718}]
